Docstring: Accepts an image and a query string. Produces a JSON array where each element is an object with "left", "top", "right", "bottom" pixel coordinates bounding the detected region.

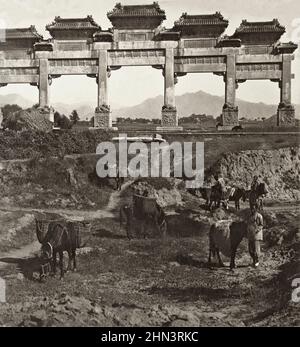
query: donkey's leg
[
  {"left": 216, "top": 249, "right": 224, "bottom": 267},
  {"left": 59, "top": 251, "right": 64, "bottom": 280},
  {"left": 52, "top": 251, "right": 57, "bottom": 275},
  {"left": 67, "top": 250, "right": 72, "bottom": 272},
  {"left": 140, "top": 222, "right": 145, "bottom": 239},
  {"left": 208, "top": 248, "right": 212, "bottom": 266},
  {"left": 235, "top": 199, "right": 239, "bottom": 211},
  {"left": 73, "top": 250, "right": 77, "bottom": 272},
  {"left": 230, "top": 247, "right": 237, "bottom": 270},
  {"left": 126, "top": 222, "right": 132, "bottom": 240},
  {"left": 154, "top": 218, "right": 160, "bottom": 238}
]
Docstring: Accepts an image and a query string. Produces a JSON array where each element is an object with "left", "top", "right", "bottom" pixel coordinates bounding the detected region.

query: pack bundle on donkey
[
  {"left": 36, "top": 219, "right": 91, "bottom": 280},
  {"left": 120, "top": 194, "right": 167, "bottom": 239}
]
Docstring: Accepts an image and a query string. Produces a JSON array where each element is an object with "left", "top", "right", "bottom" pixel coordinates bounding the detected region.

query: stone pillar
[
  {"left": 94, "top": 50, "right": 113, "bottom": 129},
  {"left": 39, "top": 59, "right": 53, "bottom": 123},
  {"left": 277, "top": 55, "right": 295, "bottom": 126},
  {"left": 39, "top": 59, "right": 49, "bottom": 108},
  {"left": 0, "top": 105, "right": 3, "bottom": 129},
  {"left": 157, "top": 48, "right": 182, "bottom": 131},
  {"left": 220, "top": 54, "right": 239, "bottom": 130}
]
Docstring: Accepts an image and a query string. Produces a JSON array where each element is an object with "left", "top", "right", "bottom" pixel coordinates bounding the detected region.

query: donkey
[
  {"left": 36, "top": 219, "right": 88, "bottom": 279},
  {"left": 120, "top": 198, "right": 167, "bottom": 239},
  {"left": 208, "top": 220, "right": 248, "bottom": 270}
]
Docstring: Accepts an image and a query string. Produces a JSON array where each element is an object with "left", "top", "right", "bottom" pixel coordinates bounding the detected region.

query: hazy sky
[{"left": 0, "top": 0, "right": 299, "bottom": 107}]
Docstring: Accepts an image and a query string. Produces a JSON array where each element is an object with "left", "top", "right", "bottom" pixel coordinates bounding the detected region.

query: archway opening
[
  {"left": 0, "top": 83, "right": 38, "bottom": 109},
  {"left": 0, "top": 84, "right": 38, "bottom": 127},
  {"left": 109, "top": 66, "right": 163, "bottom": 129},
  {"left": 50, "top": 75, "right": 97, "bottom": 125},
  {"left": 236, "top": 80, "right": 279, "bottom": 125},
  {"left": 175, "top": 72, "right": 224, "bottom": 129}
]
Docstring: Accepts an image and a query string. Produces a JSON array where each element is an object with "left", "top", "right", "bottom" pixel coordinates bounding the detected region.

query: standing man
[
  {"left": 214, "top": 173, "right": 226, "bottom": 203},
  {"left": 247, "top": 208, "right": 264, "bottom": 268},
  {"left": 251, "top": 175, "right": 260, "bottom": 193}
]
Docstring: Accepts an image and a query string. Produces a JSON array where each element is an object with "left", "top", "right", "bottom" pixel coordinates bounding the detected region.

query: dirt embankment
[
  {"left": 212, "top": 147, "right": 300, "bottom": 201},
  {"left": 0, "top": 155, "right": 114, "bottom": 210}
]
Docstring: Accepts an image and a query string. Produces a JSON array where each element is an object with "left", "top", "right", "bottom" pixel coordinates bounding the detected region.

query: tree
[
  {"left": 1, "top": 104, "right": 22, "bottom": 119},
  {"left": 54, "top": 111, "right": 72, "bottom": 129},
  {"left": 90, "top": 116, "right": 94, "bottom": 127},
  {"left": 69, "top": 110, "right": 80, "bottom": 124}
]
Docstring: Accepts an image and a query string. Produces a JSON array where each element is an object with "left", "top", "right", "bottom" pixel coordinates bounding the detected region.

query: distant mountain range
[
  {"left": 1, "top": 91, "right": 299, "bottom": 120},
  {"left": 112, "top": 91, "right": 300, "bottom": 120}
]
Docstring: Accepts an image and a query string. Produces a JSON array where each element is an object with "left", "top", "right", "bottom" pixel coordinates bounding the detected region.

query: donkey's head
[
  {"left": 35, "top": 219, "right": 49, "bottom": 244},
  {"left": 40, "top": 242, "right": 53, "bottom": 260}
]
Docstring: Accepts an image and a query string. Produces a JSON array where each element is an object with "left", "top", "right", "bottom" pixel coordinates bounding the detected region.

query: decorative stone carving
[
  {"left": 161, "top": 106, "right": 178, "bottom": 127},
  {"left": 221, "top": 104, "right": 239, "bottom": 126},
  {"left": 34, "top": 41, "right": 54, "bottom": 52},
  {"left": 48, "top": 75, "right": 53, "bottom": 86},
  {"left": 94, "top": 105, "right": 112, "bottom": 128},
  {"left": 174, "top": 73, "right": 178, "bottom": 85},
  {"left": 38, "top": 106, "right": 54, "bottom": 123},
  {"left": 175, "top": 56, "right": 225, "bottom": 65},
  {"left": 107, "top": 67, "right": 111, "bottom": 78},
  {"left": 236, "top": 63, "right": 281, "bottom": 71},
  {"left": 109, "top": 50, "right": 164, "bottom": 59},
  {"left": 277, "top": 102, "right": 295, "bottom": 126},
  {"left": 50, "top": 59, "right": 97, "bottom": 67}
]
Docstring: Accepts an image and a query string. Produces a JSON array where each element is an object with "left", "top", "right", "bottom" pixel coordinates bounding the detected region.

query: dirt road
[{"left": 0, "top": 181, "right": 132, "bottom": 269}]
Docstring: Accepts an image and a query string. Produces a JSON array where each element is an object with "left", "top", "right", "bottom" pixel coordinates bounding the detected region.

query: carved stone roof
[
  {"left": 107, "top": 3, "right": 166, "bottom": 29},
  {"left": 173, "top": 12, "right": 228, "bottom": 38},
  {"left": 34, "top": 40, "right": 54, "bottom": 52},
  {"left": 46, "top": 16, "right": 101, "bottom": 39},
  {"left": 234, "top": 19, "right": 285, "bottom": 34},
  {"left": 93, "top": 31, "right": 114, "bottom": 42},
  {"left": 4, "top": 26, "right": 42, "bottom": 40},
  {"left": 274, "top": 41, "right": 298, "bottom": 54},
  {"left": 174, "top": 12, "right": 228, "bottom": 27},
  {"left": 46, "top": 16, "right": 100, "bottom": 31},
  {"left": 155, "top": 29, "right": 181, "bottom": 41},
  {"left": 107, "top": 2, "right": 166, "bottom": 18},
  {"left": 217, "top": 35, "right": 241, "bottom": 47}
]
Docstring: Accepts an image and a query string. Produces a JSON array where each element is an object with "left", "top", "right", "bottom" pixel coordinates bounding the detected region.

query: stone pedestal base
[
  {"left": 221, "top": 105, "right": 239, "bottom": 127},
  {"left": 277, "top": 104, "right": 295, "bottom": 126},
  {"left": 161, "top": 107, "right": 178, "bottom": 127},
  {"left": 38, "top": 106, "right": 54, "bottom": 129},
  {"left": 159, "top": 107, "right": 182, "bottom": 131},
  {"left": 94, "top": 108, "right": 112, "bottom": 129}
]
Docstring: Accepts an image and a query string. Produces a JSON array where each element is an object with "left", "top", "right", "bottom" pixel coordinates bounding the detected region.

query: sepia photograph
[{"left": 0, "top": 0, "right": 299, "bottom": 333}]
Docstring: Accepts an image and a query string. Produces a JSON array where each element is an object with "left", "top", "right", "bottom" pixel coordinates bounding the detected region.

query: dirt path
[
  {"left": 0, "top": 181, "right": 132, "bottom": 269},
  {"left": 0, "top": 181, "right": 133, "bottom": 221},
  {"left": 0, "top": 241, "right": 40, "bottom": 269}
]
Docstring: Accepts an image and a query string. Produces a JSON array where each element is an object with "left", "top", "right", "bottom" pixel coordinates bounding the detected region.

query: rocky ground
[
  {"left": 0, "top": 189, "right": 299, "bottom": 327},
  {"left": 0, "top": 145, "right": 299, "bottom": 327}
]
